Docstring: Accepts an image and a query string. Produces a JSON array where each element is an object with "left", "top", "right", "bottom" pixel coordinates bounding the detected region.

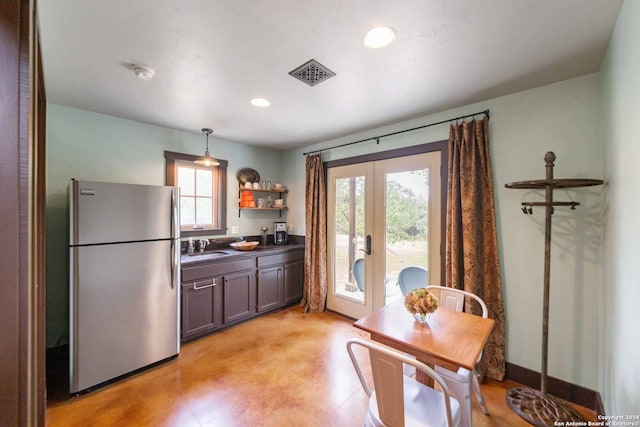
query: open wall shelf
[{"left": 238, "top": 187, "right": 288, "bottom": 217}]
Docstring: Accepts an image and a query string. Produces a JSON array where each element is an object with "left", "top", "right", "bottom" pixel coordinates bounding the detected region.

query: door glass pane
[
  {"left": 333, "top": 176, "right": 365, "bottom": 302},
  {"left": 384, "top": 169, "right": 430, "bottom": 304}
]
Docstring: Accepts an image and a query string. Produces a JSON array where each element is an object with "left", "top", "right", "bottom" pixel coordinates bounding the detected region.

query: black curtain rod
[{"left": 303, "top": 109, "right": 490, "bottom": 156}]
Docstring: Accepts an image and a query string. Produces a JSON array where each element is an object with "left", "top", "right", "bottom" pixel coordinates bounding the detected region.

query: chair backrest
[
  {"left": 397, "top": 266, "right": 429, "bottom": 296},
  {"left": 347, "top": 338, "right": 456, "bottom": 427},
  {"left": 425, "top": 285, "right": 488, "bottom": 318},
  {"left": 352, "top": 258, "right": 365, "bottom": 292}
]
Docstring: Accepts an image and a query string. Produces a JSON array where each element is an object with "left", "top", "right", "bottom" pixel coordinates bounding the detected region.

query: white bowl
[{"left": 274, "top": 199, "right": 284, "bottom": 206}]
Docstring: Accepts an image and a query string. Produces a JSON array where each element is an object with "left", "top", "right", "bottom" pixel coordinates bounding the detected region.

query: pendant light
[{"left": 194, "top": 128, "right": 219, "bottom": 166}]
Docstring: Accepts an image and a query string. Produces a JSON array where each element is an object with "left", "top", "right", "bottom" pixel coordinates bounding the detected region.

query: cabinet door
[
  {"left": 284, "top": 260, "right": 304, "bottom": 305},
  {"left": 223, "top": 270, "right": 256, "bottom": 324},
  {"left": 257, "top": 265, "right": 283, "bottom": 312},
  {"left": 181, "top": 276, "right": 222, "bottom": 340}
]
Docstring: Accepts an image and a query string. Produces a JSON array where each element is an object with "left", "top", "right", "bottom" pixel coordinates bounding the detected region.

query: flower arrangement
[{"left": 404, "top": 288, "right": 439, "bottom": 320}]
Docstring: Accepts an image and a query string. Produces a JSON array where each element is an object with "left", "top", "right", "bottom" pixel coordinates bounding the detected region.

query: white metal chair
[
  {"left": 425, "top": 285, "right": 490, "bottom": 427},
  {"left": 346, "top": 338, "right": 461, "bottom": 427},
  {"left": 397, "top": 266, "right": 429, "bottom": 296}
]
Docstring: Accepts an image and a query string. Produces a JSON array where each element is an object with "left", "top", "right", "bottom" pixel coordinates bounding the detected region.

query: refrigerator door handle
[
  {"left": 170, "top": 187, "right": 180, "bottom": 290},
  {"left": 69, "top": 246, "right": 79, "bottom": 391},
  {"left": 170, "top": 239, "right": 175, "bottom": 290},
  {"left": 170, "top": 187, "right": 179, "bottom": 240}
]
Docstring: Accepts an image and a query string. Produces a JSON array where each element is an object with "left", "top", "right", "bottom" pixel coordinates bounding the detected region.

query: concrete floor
[{"left": 46, "top": 306, "right": 594, "bottom": 426}]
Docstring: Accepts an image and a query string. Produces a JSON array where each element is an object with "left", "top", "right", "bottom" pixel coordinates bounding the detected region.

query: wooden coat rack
[{"left": 504, "top": 152, "right": 603, "bottom": 426}]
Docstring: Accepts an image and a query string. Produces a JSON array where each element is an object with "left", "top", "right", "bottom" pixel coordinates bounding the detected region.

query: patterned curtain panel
[
  {"left": 446, "top": 117, "right": 506, "bottom": 381},
  {"left": 301, "top": 154, "right": 328, "bottom": 312}
]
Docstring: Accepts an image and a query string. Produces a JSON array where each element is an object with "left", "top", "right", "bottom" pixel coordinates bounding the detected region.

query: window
[{"left": 165, "top": 151, "right": 227, "bottom": 237}]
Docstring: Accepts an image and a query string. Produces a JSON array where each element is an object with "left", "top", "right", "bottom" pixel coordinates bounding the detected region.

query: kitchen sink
[{"left": 188, "top": 250, "right": 231, "bottom": 257}]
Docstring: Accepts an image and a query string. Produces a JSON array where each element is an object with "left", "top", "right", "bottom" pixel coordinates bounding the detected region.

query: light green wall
[
  {"left": 599, "top": 0, "right": 640, "bottom": 416},
  {"left": 46, "top": 104, "right": 286, "bottom": 348},
  {"left": 46, "top": 3, "right": 640, "bottom": 410},
  {"left": 283, "top": 73, "right": 604, "bottom": 390}
]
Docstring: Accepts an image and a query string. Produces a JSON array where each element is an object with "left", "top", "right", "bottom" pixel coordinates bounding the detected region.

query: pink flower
[{"left": 404, "top": 288, "right": 438, "bottom": 315}]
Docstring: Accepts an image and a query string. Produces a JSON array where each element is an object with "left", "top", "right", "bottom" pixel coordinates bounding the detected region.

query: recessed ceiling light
[
  {"left": 363, "top": 26, "right": 396, "bottom": 48},
  {"left": 251, "top": 98, "right": 271, "bottom": 107},
  {"left": 132, "top": 65, "right": 155, "bottom": 80}
]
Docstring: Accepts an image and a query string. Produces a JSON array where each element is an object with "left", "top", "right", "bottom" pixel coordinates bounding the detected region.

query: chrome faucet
[{"left": 198, "top": 239, "right": 209, "bottom": 253}]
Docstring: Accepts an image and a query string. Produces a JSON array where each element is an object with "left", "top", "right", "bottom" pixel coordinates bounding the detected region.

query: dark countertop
[{"left": 180, "top": 243, "right": 305, "bottom": 266}]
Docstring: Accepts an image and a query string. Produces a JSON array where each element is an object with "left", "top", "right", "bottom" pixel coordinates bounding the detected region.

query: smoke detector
[
  {"left": 132, "top": 65, "right": 155, "bottom": 81},
  {"left": 289, "top": 59, "right": 335, "bottom": 87}
]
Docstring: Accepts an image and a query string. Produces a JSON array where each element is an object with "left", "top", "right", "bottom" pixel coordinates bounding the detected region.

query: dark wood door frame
[{"left": 0, "top": 0, "right": 47, "bottom": 425}]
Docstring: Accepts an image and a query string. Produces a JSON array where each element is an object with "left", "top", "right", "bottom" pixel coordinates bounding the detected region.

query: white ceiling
[{"left": 38, "top": 0, "right": 622, "bottom": 150}]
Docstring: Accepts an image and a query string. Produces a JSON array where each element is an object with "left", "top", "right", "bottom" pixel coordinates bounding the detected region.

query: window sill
[{"left": 180, "top": 228, "right": 227, "bottom": 238}]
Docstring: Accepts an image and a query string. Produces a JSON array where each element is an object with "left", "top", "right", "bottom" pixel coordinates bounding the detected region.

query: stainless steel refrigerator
[{"left": 69, "top": 179, "right": 180, "bottom": 393}]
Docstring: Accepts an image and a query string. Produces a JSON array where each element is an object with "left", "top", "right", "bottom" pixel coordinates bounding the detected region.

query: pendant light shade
[{"left": 195, "top": 128, "right": 220, "bottom": 166}]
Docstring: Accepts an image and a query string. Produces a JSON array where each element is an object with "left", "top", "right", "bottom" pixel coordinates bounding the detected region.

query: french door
[{"left": 326, "top": 152, "right": 442, "bottom": 319}]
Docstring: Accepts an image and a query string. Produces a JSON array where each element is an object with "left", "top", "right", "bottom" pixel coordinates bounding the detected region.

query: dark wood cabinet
[
  {"left": 257, "top": 265, "right": 283, "bottom": 312},
  {"left": 284, "top": 259, "right": 304, "bottom": 305},
  {"left": 223, "top": 269, "right": 256, "bottom": 324},
  {"left": 256, "top": 248, "right": 304, "bottom": 309},
  {"left": 180, "top": 247, "right": 304, "bottom": 341},
  {"left": 181, "top": 276, "right": 222, "bottom": 339}
]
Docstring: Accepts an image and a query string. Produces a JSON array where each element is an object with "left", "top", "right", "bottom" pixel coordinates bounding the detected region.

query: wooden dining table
[{"left": 353, "top": 299, "right": 495, "bottom": 385}]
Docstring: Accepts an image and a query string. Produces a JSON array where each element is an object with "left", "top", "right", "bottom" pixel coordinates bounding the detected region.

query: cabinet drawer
[
  {"left": 256, "top": 249, "right": 304, "bottom": 267},
  {"left": 182, "top": 258, "right": 254, "bottom": 282}
]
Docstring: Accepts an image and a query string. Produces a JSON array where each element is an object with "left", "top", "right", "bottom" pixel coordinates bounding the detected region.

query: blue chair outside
[
  {"left": 397, "top": 266, "right": 429, "bottom": 295},
  {"left": 352, "top": 258, "right": 365, "bottom": 292}
]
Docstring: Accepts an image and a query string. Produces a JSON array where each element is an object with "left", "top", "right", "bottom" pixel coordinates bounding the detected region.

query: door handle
[{"left": 359, "top": 235, "right": 372, "bottom": 255}]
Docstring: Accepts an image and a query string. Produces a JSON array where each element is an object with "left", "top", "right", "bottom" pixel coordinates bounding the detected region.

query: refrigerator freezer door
[
  {"left": 70, "top": 240, "right": 179, "bottom": 393},
  {"left": 70, "top": 180, "right": 178, "bottom": 245}
]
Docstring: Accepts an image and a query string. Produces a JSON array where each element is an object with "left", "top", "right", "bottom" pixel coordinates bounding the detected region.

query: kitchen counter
[{"left": 180, "top": 243, "right": 305, "bottom": 266}]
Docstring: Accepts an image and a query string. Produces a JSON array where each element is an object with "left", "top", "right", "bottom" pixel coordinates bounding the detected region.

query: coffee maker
[{"left": 273, "top": 222, "right": 288, "bottom": 245}]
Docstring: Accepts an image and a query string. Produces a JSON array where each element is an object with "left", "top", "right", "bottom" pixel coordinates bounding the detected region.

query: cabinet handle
[{"left": 193, "top": 279, "right": 217, "bottom": 290}]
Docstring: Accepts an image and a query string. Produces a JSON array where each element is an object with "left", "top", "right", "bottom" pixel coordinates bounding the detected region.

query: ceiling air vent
[{"left": 289, "top": 59, "right": 336, "bottom": 87}]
